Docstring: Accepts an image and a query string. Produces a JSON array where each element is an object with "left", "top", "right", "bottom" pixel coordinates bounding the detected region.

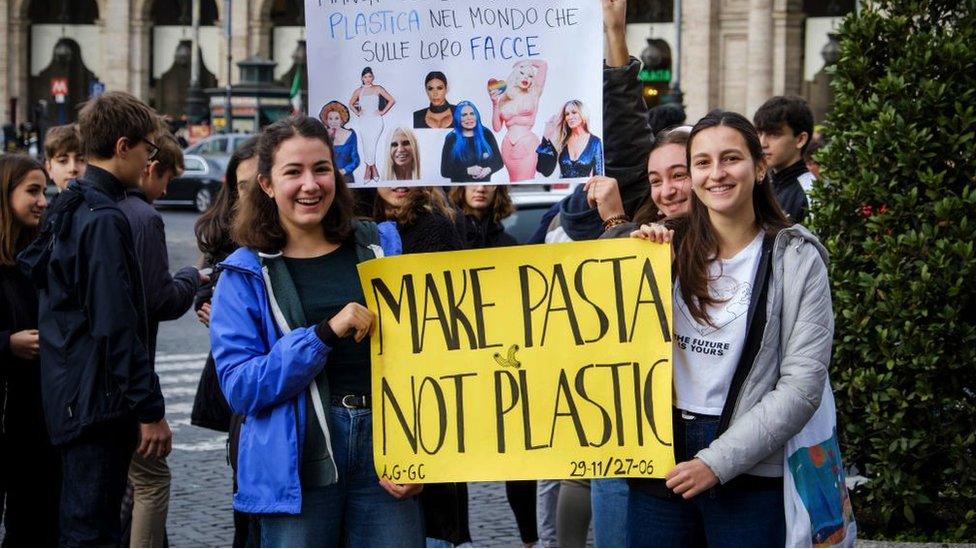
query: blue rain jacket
[{"left": 210, "top": 222, "right": 401, "bottom": 514}]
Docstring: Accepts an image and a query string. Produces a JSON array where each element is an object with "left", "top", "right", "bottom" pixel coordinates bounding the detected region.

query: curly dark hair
[{"left": 232, "top": 116, "right": 355, "bottom": 252}]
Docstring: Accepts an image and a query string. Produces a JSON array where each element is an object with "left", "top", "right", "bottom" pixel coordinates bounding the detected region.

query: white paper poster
[{"left": 305, "top": 1, "right": 604, "bottom": 188}]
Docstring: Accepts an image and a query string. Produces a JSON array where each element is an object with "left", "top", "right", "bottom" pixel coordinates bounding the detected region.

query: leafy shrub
[{"left": 811, "top": 0, "right": 976, "bottom": 540}]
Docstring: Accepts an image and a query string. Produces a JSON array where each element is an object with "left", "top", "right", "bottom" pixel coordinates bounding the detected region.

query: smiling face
[
  {"left": 689, "top": 125, "right": 766, "bottom": 221},
  {"left": 377, "top": 186, "right": 412, "bottom": 209},
  {"left": 362, "top": 72, "right": 374, "bottom": 85},
  {"left": 426, "top": 78, "right": 448, "bottom": 106},
  {"left": 647, "top": 144, "right": 691, "bottom": 219},
  {"left": 9, "top": 169, "right": 48, "bottom": 228},
  {"left": 460, "top": 106, "right": 477, "bottom": 131},
  {"left": 390, "top": 131, "right": 414, "bottom": 169},
  {"left": 564, "top": 103, "right": 583, "bottom": 130},
  {"left": 258, "top": 136, "right": 336, "bottom": 239},
  {"left": 325, "top": 111, "right": 342, "bottom": 130}
]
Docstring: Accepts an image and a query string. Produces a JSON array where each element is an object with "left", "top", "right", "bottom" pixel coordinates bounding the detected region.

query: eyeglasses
[{"left": 143, "top": 138, "right": 160, "bottom": 161}]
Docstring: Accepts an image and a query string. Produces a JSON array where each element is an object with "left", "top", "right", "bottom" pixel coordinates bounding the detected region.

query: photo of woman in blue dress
[
  {"left": 537, "top": 99, "right": 604, "bottom": 178},
  {"left": 318, "top": 101, "right": 360, "bottom": 183},
  {"left": 440, "top": 100, "right": 503, "bottom": 183}
]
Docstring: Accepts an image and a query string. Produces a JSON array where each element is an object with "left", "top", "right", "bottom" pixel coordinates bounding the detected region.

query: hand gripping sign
[
  {"left": 305, "top": 0, "right": 604, "bottom": 187},
  {"left": 358, "top": 239, "right": 675, "bottom": 483}
]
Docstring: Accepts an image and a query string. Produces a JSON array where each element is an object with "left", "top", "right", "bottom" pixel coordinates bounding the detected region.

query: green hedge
[{"left": 811, "top": 0, "right": 976, "bottom": 541}]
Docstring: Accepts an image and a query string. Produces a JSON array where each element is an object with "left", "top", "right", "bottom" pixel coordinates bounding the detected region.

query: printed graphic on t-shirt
[{"left": 675, "top": 276, "right": 752, "bottom": 338}]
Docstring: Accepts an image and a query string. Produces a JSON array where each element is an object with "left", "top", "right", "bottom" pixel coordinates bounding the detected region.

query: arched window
[
  {"left": 270, "top": 0, "right": 304, "bottom": 26},
  {"left": 151, "top": 0, "right": 218, "bottom": 26},
  {"left": 28, "top": 0, "right": 99, "bottom": 24},
  {"left": 626, "top": 0, "right": 673, "bottom": 23}
]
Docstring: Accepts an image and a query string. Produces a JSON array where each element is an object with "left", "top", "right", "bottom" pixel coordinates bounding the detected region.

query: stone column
[
  {"left": 130, "top": 19, "right": 153, "bottom": 102},
  {"left": 251, "top": 17, "right": 272, "bottom": 58},
  {"left": 683, "top": 0, "right": 720, "bottom": 121},
  {"left": 0, "top": 5, "right": 10, "bottom": 125},
  {"left": 230, "top": 0, "right": 250, "bottom": 81},
  {"left": 745, "top": 0, "right": 774, "bottom": 117},
  {"left": 11, "top": 16, "right": 31, "bottom": 124},
  {"left": 100, "top": 3, "right": 132, "bottom": 93},
  {"left": 772, "top": 0, "right": 806, "bottom": 97}
]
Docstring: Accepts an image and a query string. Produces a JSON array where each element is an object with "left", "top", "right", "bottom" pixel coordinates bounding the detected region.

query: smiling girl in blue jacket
[{"left": 209, "top": 115, "right": 424, "bottom": 547}]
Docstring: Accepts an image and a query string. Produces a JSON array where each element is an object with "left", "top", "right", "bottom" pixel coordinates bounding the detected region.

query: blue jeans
[
  {"left": 260, "top": 407, "right": 424, "bottom": 547},
  {"left": 591, "top": 478, "right": 629, "bottom": 547},
  {"left": 625, "top": 412, "right": 785, "bottom": 547}
]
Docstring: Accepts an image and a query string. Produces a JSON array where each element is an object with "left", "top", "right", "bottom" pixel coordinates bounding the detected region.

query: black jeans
[{"left": 58, "top": 417, "right": 138, "bottom": 547}]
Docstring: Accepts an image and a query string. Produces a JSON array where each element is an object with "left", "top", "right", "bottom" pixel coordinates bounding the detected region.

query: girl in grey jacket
[{"left": 627, "top": 110, "right": 832, "bottom": 547}]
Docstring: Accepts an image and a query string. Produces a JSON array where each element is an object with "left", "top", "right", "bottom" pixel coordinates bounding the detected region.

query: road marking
[
  {"left": 173, "top": 436, "right": 226, "bottom": 452},
  {"left": 156, "top": 353, "right": 209, "bottom": 363}
]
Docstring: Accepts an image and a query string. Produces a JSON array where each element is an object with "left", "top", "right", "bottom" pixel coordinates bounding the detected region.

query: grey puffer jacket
[{"left": 696, "top": 224, "right": 833, "bottom": 483}]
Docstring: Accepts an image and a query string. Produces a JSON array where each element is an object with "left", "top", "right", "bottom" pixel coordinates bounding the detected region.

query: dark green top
[{"left": 283, "top": 244, "right": 371, "bottom": 486}]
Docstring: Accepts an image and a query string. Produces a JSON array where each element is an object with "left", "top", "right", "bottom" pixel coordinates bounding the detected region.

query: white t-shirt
[{"left": 672, "top": 231, "right": 764, "bottom": 415}]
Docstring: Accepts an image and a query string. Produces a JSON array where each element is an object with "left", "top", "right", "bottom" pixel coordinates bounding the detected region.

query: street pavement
[{"left": 158, "top": 210, "right": 546, "bottom": 547}]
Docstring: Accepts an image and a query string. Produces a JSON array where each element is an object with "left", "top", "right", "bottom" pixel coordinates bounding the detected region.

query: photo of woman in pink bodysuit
[{"left": 489, "top": 60, "right": 548, "bottom": 182}]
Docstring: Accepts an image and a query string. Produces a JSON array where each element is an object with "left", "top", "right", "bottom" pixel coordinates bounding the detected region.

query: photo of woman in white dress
[{"left": 350, "top": 67, "right": 396, "bottom": 182}]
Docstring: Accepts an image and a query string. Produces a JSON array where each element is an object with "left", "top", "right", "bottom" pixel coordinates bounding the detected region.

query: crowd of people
[{"left": 0, "top": 0, "right": 835, "bottom": 547}]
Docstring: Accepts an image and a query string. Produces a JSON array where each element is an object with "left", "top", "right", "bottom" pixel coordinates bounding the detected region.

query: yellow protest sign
[{"left": 358, "top": 238, "right": 674, "bottom": 483}]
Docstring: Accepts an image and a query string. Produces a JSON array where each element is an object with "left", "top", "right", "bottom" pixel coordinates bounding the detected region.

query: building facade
[{"left": 0, "top": 0, "right": 850, "bottom": 129}]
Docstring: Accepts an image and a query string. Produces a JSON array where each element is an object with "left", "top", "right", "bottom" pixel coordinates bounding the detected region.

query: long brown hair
[
  {"left": 675, "top": 110, "right": 790, "bottom": 325},
  {"left": 373, "top": 187, "right": 455, "bottom": 226},
  {"left": 0, "top": 155, "right": 46, "bottom": 265},
  {"left": 232, "top": 116, "right": 355, "bottom": 253},
  {"left": 448, "top": 185, "right": 514, "bottom": 224},
  {"left": 633, "top": 126, "right": 691, "bottom": 226},
  {"left": 195, "top": 136, "right": 259, "bottom": 258}
]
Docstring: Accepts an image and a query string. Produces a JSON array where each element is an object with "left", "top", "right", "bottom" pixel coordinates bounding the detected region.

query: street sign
[
  {"left": 89, "top": 81, "right": 106, "bottom": 99},
  {"left": 51, "top": 78, "right": 68, "bottom": 103}
]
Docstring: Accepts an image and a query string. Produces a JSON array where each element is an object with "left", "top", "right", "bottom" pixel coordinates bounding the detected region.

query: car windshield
[{"left": 503, "top": 202, "right": 556, "bottom": 244}]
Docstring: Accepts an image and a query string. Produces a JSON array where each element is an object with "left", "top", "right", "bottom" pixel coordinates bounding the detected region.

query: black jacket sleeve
[
  {"left": 142, "top": 214, "right": 199, "bottom": 322},
  {"left": 603, "top": 57, "right": 653, "bottom": 215},
  {"left": 485, "top": 132, "right": 504, "bottom": 175},
  {"left": 536, "top": 138, "right": 559, "bottom": 177},
  {"left": 441, "top": 134, "right": 467, "bottom": 183},
  {"left": 82, "top": 213, "right": 164, "bottom": 423}
]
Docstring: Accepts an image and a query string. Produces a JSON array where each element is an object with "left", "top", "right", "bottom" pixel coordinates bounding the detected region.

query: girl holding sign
[
  {"left": 350, "top": 67, "right": 396, "bottom": 183},
  {"left": 210, "top": 116, "right": 424, "bottom": 547},
  {"left": 489, "top": 59, "right": 548, "bottom": 182},
  {"left": 628, "top": 110, "right": 832, "bottom": 546}
]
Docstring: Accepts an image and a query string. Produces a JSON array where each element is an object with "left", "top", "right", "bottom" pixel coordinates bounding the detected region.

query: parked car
[
  {"left": 183, "top": 132, "right": 255, "bottom": 170},
  {"left": 503, "top": 191, "right": 564, "bottom": 244},
  {"left": 156, "top": 154, "right": 224, "bottom": 212}
]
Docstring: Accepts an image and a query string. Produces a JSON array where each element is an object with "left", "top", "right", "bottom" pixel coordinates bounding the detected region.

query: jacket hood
[
  {"left": 774, "top": 223, "right": 829, "bottom": 267},
  {"left": 219, "top": 246, "right": 264, "bottom": 276},
  {"left": 558, "top": 187, "right": 604, "bottom": 241}
]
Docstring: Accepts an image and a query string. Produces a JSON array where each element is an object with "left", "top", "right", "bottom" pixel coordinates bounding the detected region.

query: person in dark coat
[
  {"left": 753, "top": 95, "right": 815, "bottom": 224},
  {"left": 373, "top": 186, "right": 468, "bottom": 546},
  {"left": 190, "top": 135, "right": 261, "bottom": 548},
  {"left": 448, "top": 185, "right": 517, "bottom": 249},
  {"left": 0, "top": 154, "right": 60, "bottom": 547},
  {"left": 17, "top": 91, "right": 170, "bottom": 547},
  {"left": 118, "top": 129, "right": 201, "bottom": 547},
  {"left": 440, "top": 101, "right": 503, "bottom": 184},
  {"left": 373, "top": 186, "right": 463, "bottom": 254}
]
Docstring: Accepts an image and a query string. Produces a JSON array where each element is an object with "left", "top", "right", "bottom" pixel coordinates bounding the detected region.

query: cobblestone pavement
[{"left": 159, "top": 352, "right": 546, "bottom": 548}]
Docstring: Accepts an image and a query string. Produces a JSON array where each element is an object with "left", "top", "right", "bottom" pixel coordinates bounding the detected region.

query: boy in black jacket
[
  {"left": 18, "top": 91, "right": 170, "bottom": 547},
  {"left": 754, "top": 95, "right": 815, "bottom": 224}
]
